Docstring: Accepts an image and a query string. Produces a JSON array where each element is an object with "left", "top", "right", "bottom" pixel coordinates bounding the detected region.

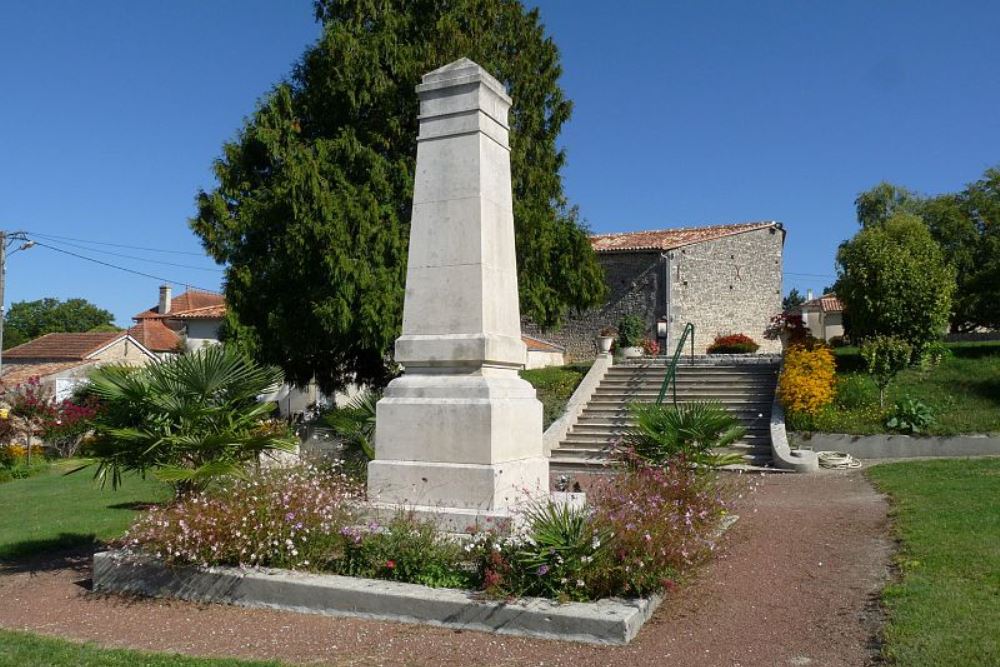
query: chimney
[
  {"left": 806, "top": 289, "right": 814, "bottom": 302},
  {"left": 159, "top": 285, "right": 172, "bottom": 315}
]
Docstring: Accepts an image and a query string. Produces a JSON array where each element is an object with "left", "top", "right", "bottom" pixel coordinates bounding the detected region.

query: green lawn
[
  {"left": 0, "top": 459, "right": 171, "bottom": 562},
  {"left": 791, "top": 341, "right": 1000, "bottom": 435},
  {"left": 520, "top": 363, "right": 590, "bottom": 428},
  {"left": 0, "top": 629, "right": 280, "bottom": 666},
  {"left": 868, "top": 458, "right": 1000, "bottom": 666}
]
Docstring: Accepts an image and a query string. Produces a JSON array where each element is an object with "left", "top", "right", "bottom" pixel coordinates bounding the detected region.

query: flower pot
[
  {"left": 597, "top": 336, "right": 614, "bottom": 354},
  {"left": 622, "top": 346, "right": 643, "bottom": 358}
]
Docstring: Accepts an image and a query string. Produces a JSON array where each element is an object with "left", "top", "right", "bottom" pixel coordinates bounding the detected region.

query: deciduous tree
[
  {"left": 4, "top": 298, "right": 115, "bottom": 349},
  {"left": 835, "top": 213, "right": 955, "bottom": 354}
]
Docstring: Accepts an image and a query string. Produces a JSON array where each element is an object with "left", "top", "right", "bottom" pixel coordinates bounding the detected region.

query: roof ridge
[{"left": 590, "top": 221, "right": 777, "bottom": 239}]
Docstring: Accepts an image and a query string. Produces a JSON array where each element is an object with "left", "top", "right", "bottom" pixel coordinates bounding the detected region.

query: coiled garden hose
[{"left": 816, "top": 451, "right": 862, "bottom": 469}]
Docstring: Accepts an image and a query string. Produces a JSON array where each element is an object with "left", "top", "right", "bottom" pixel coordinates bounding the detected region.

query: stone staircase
[{"left": 550, "top": 356, "right": 780, "bottom": 472}]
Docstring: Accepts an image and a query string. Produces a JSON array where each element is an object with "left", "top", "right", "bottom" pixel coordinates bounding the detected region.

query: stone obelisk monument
[{"left": 368, "top": 58, "right": 548, "bottom": 531}]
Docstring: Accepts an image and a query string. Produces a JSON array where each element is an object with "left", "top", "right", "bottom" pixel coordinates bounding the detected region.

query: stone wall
[
  {"left": 667, "top": 226, "right": 783, "bottom": 354},
  {"left": 525, "top": 227, "right": 784, "bottom": 359},
  {"left": 522, "top": 251, "right": 664, "bottom": 360}
]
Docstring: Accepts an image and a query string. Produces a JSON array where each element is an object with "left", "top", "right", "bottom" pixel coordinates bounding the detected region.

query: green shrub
[
  {"left": 861, "top": 336, "right": 913, "bottom": 407},
  {"left": 506, "top": 501, "right": 611, "bottom": 602},
  {"left": 835, "top": 374, "right": 879, "bottom": 409},
  {"left": 339, "top": 514, "right": 473, "bottom": 589},
  {"left": 617, "top": 315, "right": 646, "bottom": 348},
  {"left": 885, "top": 398, "right": 935, "bottom": 434},
  {"left": 918, "top": 340, "right": 952, "bottom": 370},
  {"left": 625, "top": 401, "right": 746, "bottom": 469}
]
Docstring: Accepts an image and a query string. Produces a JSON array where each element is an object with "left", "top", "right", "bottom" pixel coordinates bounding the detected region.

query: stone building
[{"left": 524, "top": 221, "right": 785, "bottom": 358}]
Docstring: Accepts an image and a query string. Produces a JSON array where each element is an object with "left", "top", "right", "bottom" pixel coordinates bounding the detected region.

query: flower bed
[
  {"left": 706, "top": 333, "right": 760, "bottom": 354},
  {"left": 119, "top": 460, "right": 733, "bottom": 603}
]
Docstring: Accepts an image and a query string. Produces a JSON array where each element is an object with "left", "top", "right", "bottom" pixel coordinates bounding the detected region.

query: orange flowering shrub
[{"left": 777, "top": 343, "right": 836, "bottom": 416}]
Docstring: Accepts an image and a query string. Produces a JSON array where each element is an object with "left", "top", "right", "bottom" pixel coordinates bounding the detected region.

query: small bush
[
  {"left": 764, "top": 312, "right": 811, "bottom": 344},
  {"left": 918, "top": 340, "right": 952, "bottom": 370},
  {"left": 497, "top": 501, "right": 612, "bottom": 602},
  {"left": 778, "top": 343, "right": 836, "bottom": 416},
  {"left": 707, "top": 333, "right": 760, "bottom": 354},
  {"left": 835, "top": 374, "right": 878, "bottom": 410},
  {"left": 339, "top": 514, "right": 473, "bottom": 589},
  {"left": 617, "top": 315, "right": 646, "bottom": 348},
  {"left": 885, "top": 398, "right": 935, "bottom": 434},
  {"left": 828, "top": 335, "right": 847, "bottom": 348},
  {"left": 861, "top": 336, "right": 913, "bottom": 407}
]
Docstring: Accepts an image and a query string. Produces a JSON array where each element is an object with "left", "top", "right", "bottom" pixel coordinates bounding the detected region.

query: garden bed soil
[{"left": 0, "top": 469, "right": 891, "bottom": 666}]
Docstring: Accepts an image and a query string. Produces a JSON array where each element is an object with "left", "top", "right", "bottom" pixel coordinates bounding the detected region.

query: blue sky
[{"left": 1, "top": 1, "right": 998, "bottom": 325}]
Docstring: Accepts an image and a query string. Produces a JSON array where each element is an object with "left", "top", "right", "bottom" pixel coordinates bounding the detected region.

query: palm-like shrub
[
  {"left": 83, "top": 346, "right": 297, "bottom": 495},
  {"left": 625, "top": 401, "right": 746, "bottom": 469},
  {"left": 323, "top": 389, "right": 380, "bottom": 461}
]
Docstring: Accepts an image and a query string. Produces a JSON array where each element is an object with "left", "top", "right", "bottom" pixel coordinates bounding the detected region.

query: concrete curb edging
[
  {"left": 543, "top": 353, "right": 613, "bottom": 456},
  {"left": 768, "top": 360, "right": 819, "bottom": 472},
  {"left": 92, "top": 550, "right": 659, "bottom": 645},
  {"left": 789, "top": 432, "right": 1000, "bottom": 459}
]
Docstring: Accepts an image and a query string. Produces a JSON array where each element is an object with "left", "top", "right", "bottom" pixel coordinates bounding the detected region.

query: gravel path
[{"left": 0, "top": 469, "right": 891, "bottom": 666}]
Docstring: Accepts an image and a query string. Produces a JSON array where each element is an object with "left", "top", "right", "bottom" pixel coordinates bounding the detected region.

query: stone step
[
  {"left": 585, "top": 395, "right": 773, "bottom": 404},
  {"left": 549, "top": 452, "right": 774, "bottom": 470},
  {"left": 582, "top": 401, "right": 772, "bottom": 413},
  {"left": 605, "top": 370, "right": 778, "bottom": 380},
  {"left": 568, "top": 432, "right": 771, "bottom": 451}
]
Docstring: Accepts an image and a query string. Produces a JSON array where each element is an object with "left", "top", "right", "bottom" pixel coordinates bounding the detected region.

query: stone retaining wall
[{"left": 790, "top": 432, "right": 1000, "bottom": 459}]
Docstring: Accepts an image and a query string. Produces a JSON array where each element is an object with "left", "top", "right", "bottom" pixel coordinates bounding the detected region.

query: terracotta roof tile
[
  {"left": 0, "top": 360, "right": 93, "bottom": 388},
  {"left": 590, "top": 221, "right": 781, "bottom": 253},
  {"left": 3, "top": 332, "right": 123, "bottom": 360},
  {"left": 128, "top": 319, "right": 182, "bottom": 352},
  {"left": 522, "top": 335, "right": 565, "bottom": 353},
  {"left": 134, "top": 289, "right": 225, "bottom": 320},
  {"left": 168, "top": 304, "right": 227, "bottom": 320},
  {"left": 801, "top": 294, "right": 844, "bottom": 313}
]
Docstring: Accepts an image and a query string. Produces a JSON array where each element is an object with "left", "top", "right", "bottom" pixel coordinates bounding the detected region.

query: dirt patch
[{"left": 0, "top": 470, "right": 892, "bottom": 666}]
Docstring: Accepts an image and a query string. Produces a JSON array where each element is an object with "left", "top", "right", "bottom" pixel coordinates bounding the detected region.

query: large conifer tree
[{"left": 192, "top": 0, "right": 606, "bottom": 391}]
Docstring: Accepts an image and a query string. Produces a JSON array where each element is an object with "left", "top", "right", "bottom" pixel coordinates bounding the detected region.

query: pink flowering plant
[
  {"left": 123, "top": 463, "right": 363, "bottom": 570},
  {"left": 122, "top": 459, "right": 734, "bottom": 601},
  {"left": 588, "top": 450, "right": 733, "bottom": 597}
]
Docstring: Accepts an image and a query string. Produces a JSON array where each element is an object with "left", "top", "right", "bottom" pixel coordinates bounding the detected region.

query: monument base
[{"left": 367, "top": 456, "right": 549, "bottom": 532}]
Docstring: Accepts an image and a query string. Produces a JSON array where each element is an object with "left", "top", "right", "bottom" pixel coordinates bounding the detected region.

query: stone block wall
[
  {"left": 522, "top": 251, "right": 664, "bottom": 360},
  {"left": 667, "top": 226, "right": 783, "bottom": 354},
  {"left": 525, "top": 227, "right": 785, "bottom": 360}
]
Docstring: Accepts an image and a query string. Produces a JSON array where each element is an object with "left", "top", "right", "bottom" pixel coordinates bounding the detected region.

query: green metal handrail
[{"left": 656, "top": 322, "right": 695, "bottom": 405}]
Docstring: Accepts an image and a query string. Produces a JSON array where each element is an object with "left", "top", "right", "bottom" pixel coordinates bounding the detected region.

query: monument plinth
[{"left": 368, "top": 59, "right": 548, "bottom": 531}]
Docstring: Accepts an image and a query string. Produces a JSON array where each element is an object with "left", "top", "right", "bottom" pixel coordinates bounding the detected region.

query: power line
[
  {"left": 34, "top": 236, "right": 224, "bottom": 273},
  {"left": 784, "top": 271, "right": 836, "bottom": 278},
  {"left": 32, "top": 241, "right": 220, "bottom": 292},
  {"left": 27, "top": 231, "right": 209, "bottom": 257}
]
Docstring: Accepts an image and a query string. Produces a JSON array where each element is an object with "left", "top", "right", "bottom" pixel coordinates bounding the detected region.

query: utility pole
[{"left": 0, "top": 230, "right": 36, "bottom": 464}]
